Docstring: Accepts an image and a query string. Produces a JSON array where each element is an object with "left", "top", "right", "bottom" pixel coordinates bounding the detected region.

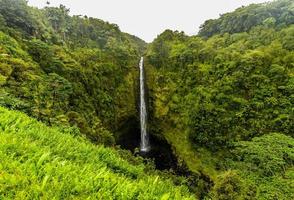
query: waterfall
[{"left": 139, "top": 57, "right": 150, "bottom": 152}]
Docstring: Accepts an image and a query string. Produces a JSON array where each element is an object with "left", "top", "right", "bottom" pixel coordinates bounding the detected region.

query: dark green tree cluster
[
  {"left": 211, "top": 133, "right": 294, "bottom": 199},
  {"left": 146, "top": 0, "right": 293, "bottom": 198},
  {"left": 0, "top": 0, "right": 146, "bottom": 145},
  {"left": 147, "top": 15, "right": 293, "bottom": 151},
  {"left": 199, "top": 0, "right": 294, "bottom": 38}
]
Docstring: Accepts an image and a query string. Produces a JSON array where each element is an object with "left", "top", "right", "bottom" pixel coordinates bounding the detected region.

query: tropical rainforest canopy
[{"left": 0, "top": 0, "right": 293, "bottom": 199}]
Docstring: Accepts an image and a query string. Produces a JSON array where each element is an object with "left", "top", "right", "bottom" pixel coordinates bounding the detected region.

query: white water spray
[{"left": 139, "top": 57, "right": 150, "bottom": 152}]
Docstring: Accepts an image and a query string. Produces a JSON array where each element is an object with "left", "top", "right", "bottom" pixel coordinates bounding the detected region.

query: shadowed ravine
[
  {"left": 116, "top": 118, "right": 179, "bottom": 170},
  {"left": 117, "top": 58, "right": 187, "bottom": 170},
  {"left": 116, "top": 57, "right": 178, "bottom": 170}
]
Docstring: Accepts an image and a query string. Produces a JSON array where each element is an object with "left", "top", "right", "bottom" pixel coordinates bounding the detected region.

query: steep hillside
[
  {"left": 146, "top": 0, "right": 294, "bottom": 198},
  {"left": 0, "top": 0, "right": 146, "bottom": 144},
  {"left": 199, "top": 0, "right": 294, "bottom": 37},
  {"left": 0, "top": 106, "right": 194, "bottom": 199},
  {"left": 0, "top": 0, "right": 293, "bottom": 199}
]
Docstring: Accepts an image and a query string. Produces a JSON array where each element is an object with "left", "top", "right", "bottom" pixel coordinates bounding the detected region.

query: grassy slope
[{"left": 0, "top": 106, "right": 195, "bottom": 200}]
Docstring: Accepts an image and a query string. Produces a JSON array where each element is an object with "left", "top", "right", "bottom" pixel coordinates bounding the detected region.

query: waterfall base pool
[{"left": 116, "top": 121, "right": 180, "bottom": 170}]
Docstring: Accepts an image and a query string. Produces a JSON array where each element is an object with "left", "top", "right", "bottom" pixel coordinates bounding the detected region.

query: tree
[
  {"left": 211, "top": 170, "right": 243, "bottom": 200},
  {"left": 233, "top": 133, "right": 294, "bottom": 176},
  {"left": 0, "top": 0, "right": 37, "bottom": 35},
  {"left": 30, "top": 73, "right": 72, "bottom": 125}
]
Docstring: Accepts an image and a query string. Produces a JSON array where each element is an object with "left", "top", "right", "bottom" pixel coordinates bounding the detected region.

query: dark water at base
[
  {"left": 116, "top": 118, "right": 213, "bottom": 199},
  {"left": 139, "top": 135, "right": 179, "bottom": 170},
  {"left": 116, "top": 118, "right": 178, "bottom": 170}
]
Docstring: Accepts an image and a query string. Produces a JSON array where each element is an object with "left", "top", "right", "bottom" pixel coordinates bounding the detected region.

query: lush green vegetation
[
  {"left": 0, "top": 106, "right": 195, "bottom": 199},
  {"left": 147, "top": 0, "right": 293, "bottom": 149},
  {"left": 0, "top": 0, "right": 147, "bottom": 144},
  {"left": 146, "top": 0, "right": 293, "bottom": 198},
  {"left": 0, "top": 0, "right": 293, "bottom": 199},
  {"left": 199, "top": 0, "right": 294, "bottom": 37},
  {"left": 212, "top": 133, "right": 294, "bottom": 200}
]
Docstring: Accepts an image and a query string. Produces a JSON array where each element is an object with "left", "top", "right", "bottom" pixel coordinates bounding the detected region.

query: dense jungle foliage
[
  {"left": 0, "top": 0, "right": 146, "bottom": 145},
  {"left": 146, "top": 0, "right": 293, "bottom": 198},
  {"left": 0, "top": 0, "right": 293, "bottom": 199}
]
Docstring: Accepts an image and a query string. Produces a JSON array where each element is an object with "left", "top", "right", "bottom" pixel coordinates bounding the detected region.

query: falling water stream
[
  {"left": 115, "top": 57, "right": 210, "bottom": 195},
  {"left": 139, "top": 57, "right": 150, "bottom": 152}
]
